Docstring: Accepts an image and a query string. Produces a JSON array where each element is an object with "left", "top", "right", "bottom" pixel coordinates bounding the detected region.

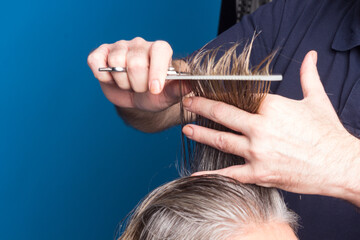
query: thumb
[
  {"left": 300, "top": 51, "right": 326, "bottom": 99},
  {"left": 161, "top": 80, "right": 191, "bottom": 103}
]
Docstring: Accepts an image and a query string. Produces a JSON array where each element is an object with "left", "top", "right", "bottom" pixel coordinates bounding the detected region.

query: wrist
[
  {"left": 116, "top": 103, "right": 181, "bottom": 133},
  {"left": 331, "top": 134, "right": 360, "bottom": 207}
]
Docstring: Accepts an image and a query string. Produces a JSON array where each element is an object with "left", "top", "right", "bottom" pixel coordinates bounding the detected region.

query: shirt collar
[{"left": 332, "top": 1, "right": 360, "bottom": 51}]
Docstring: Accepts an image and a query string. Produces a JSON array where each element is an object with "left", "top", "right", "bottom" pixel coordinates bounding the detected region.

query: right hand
[{"left": 87, "top": 37, "right": 184, "bottom": 112}]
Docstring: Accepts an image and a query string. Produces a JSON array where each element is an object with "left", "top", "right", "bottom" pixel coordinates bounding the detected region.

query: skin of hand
[
  {"left": 182, "top": 51, "right": 360, "bottom": 207},
  {"left": 87, "top": 37, "right": 185, "bottom": 112}
]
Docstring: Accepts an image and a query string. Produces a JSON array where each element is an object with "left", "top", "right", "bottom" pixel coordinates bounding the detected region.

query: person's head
[{"left": 118, "top": 175, "right": 298, "bottom": 240}]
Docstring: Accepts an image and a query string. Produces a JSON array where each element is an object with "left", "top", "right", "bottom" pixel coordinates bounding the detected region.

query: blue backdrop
[{"left": 0, "top": 0, "right": 220, "bottom": 239}]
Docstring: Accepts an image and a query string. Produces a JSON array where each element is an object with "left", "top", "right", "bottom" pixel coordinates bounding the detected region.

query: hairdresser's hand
[
  {"left": 183, "top": 51, "right": 360, "bottom": 206},
  {"left": 87, "top": 37, "right": 184, "bottom": 112}
]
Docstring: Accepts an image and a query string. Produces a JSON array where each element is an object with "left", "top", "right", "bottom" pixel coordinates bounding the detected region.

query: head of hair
[{"left": 117, "top": 175, "right": 298, "bottom": 240}]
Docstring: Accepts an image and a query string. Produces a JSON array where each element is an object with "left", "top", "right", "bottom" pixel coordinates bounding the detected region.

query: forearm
[{"left": 116, "top": 103, "right": 182, "bottom": 133}]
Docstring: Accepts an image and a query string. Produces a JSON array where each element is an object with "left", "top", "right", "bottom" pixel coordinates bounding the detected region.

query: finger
[
  {"left": 87, "top": 44, "right": 113, "bottom": 83},
  {"left": 300, "top": 51, "right": 326, "bottom": 99},
  {"left": 192, "top": 164, "right": 257, "bottom": 184},
  {"left": 108, "top": 41, "right": 131, "bottom": 90},
  {"left": 158, "top": 80, "right": 191, "bottom": 106},
  {"left": 99, "top": 82, "right": 134, "bottom": 108},
  {"left": 182, "top": 97, "right": 258, "bottom": 135},
  {"left": 148, "top": 40, "right": 173, "bottom": 94},
  {"left": 151, "top": 80, "right": 184, "bottom": 108},
  {"left": 127, "top": 38, "right": 152, "bottom": 93},
  {"left": 182, "top": 124, "right": 250, "bottom": 158}
]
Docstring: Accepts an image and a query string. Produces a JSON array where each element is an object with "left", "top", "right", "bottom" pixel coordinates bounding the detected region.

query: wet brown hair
[{"left": 181, "top": 38, "right": 274, "bottom": 174}]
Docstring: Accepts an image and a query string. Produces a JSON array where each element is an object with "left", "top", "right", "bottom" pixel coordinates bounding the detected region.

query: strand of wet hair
[{"left": 181, "top": 38, "right": 275, "bottom": 174}]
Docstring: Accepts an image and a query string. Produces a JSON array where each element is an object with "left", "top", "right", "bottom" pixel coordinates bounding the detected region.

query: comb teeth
[{"left": 165, "top": 75, "right": 282, "bottom": 81}]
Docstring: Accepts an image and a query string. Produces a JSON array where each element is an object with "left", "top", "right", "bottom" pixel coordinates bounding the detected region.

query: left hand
[{"left": 182, "top": 51, "right": 360, "bottom": 205}]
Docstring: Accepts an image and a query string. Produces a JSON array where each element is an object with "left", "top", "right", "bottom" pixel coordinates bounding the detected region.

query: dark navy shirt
[{"left": 201, "top": 0, "right": 360, "bottom": 239}]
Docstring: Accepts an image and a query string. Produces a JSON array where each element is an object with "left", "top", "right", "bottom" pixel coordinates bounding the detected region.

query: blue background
[{"left": 0, "top": 0, "right": 220, "bottom": 239}]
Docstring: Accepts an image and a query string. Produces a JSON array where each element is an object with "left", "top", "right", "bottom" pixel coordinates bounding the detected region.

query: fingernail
[
  {"left": 182, "top": 97, "right": 192, "bottom": 108},
  {"left": 150, "top": 80, "right": 160, "bottom": 94},
  {"left": 182, "top": 125, "right": 193, "bottom": 137}
]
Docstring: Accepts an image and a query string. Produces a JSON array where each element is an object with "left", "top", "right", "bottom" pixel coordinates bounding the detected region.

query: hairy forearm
[{"left": 116, "top": 103, "right": 182, "bottom": 133}]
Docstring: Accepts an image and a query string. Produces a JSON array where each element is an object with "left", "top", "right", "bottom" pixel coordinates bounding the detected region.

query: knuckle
[
  {"left": 126, "top": 72, "right": 148, "bottom": 93},
  {"left": 131, "top": 82, "right": 147, "bottom": 93},
  {"left": 114, "top": 40, "right": 127, "bottom": 48},
  {"left": 221, "top": 168, "right": 233, "bottom": 177},
  {"left": 95, "top": 70, "right": 112, "bottom": 83},
  {"left": 87, "top": 44, "right": 110, "bottom": 68},
  {"left": 87, "top": 57, "right": 104, "bottom": 81},
  {"left": 131, "top": 37, "right": 146, "bottom": 45},
  {"left": 247, "top": 144, "right": 263, "bottom": 161},
  {"left": 189, "top": 98, "right": 200, "bottom": 112},
  {"left": 116, "top": 80, "right": 131, "bottom": 90},
  {"left": 262, "top": 96, "right": 279, "bottom": 113},
  {"left": 247, "top": 116, "right": 262, "bottom": 135},
  {"left": 127, "top": 57, "right": 148, "bottom": 70},
  {"left": 97, "top": 75, "right": 111, "bottom": 83},
  {"left": 255, "top": 170, "right": 279, "bottom": 184},
  {"left": 247, "top": 146, "right": 256, "bottom": 159},
  {"left": 87, "top": 51, "right": 103, "bottom": 68},
  {"left": 210, "top": 102, "right": 226, "bottom": 121},
  {"left": 99, "top": 43, "right": 110, "bottom": 50},
  {"left": 87, "top": 53, "right": 96, "bottom": 68},
  {"left": 97, "top": 44, "right": 111, "bottom": 56},
  {"left": 108, "top": 53, "right": 124, "bottom": 66},
  {"left": 248, "top": 123, "right": 259, "bottom": 136},
  {"left": 222, "top": 166, "right": 240, "bottom": 179},
  {"left": 214, "top": 133, "right": 230, "bottom": 152},
  {"left": 153, "top": 40, "right": 173, "bottom": 55},
  {"left": 258, "top": 97, "right": 272, "bottom": 113}
]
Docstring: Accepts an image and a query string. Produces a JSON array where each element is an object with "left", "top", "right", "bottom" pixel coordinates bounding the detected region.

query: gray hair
[{"left": 117, "top": 175, "right": 298, "bottom": 240}]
